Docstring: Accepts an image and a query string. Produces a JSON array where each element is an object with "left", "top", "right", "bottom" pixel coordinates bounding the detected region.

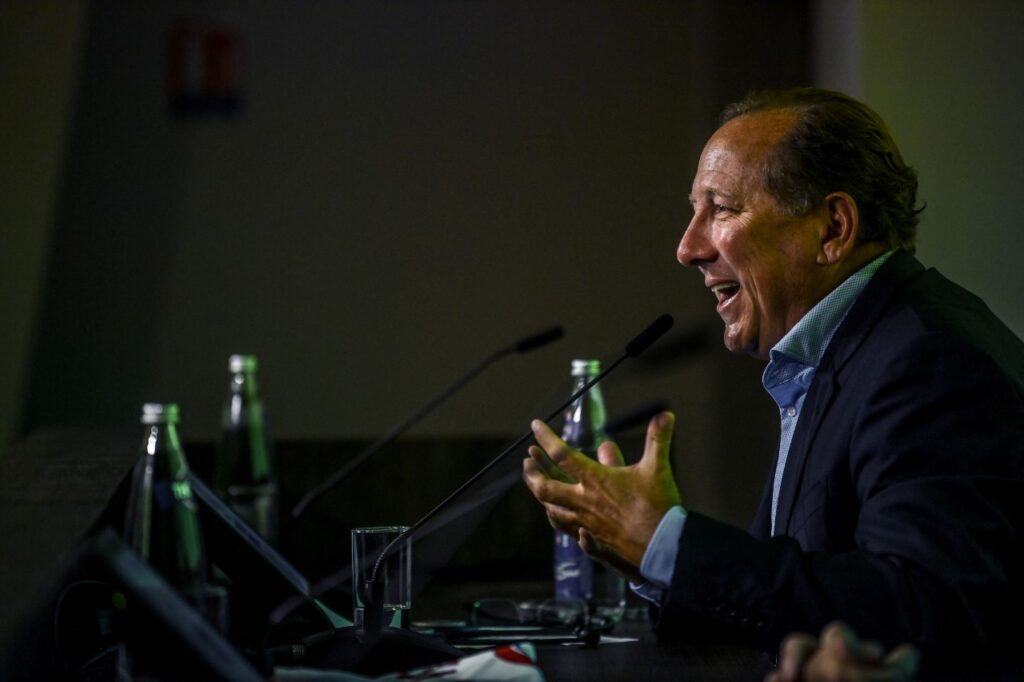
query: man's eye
[{"left": 713, "top": 204, "right": 734, "bottom": 214}]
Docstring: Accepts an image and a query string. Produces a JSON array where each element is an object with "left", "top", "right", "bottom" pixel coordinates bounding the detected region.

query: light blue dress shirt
[{"left": 631, "top": 251, "right": 893, "bottom": 604}]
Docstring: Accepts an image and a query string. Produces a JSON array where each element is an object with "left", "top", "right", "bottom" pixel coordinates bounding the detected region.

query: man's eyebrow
[{"left": 688, "top": 189, "right": 735, "bottom": 204}]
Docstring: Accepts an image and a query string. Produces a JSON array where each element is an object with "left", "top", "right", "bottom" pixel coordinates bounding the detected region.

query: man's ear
[{"left": 817, "top": 192, "right": 859, "bottom": 265}]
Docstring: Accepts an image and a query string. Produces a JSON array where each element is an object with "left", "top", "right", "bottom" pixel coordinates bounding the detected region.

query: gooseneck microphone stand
[{"left": 272, "top": 315, "right": 673, "bottom": 674}]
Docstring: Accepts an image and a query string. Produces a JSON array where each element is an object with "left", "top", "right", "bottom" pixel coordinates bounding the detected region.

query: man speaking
[{"left": 523, "top": 88, "right": 1024, "bottom": 679}]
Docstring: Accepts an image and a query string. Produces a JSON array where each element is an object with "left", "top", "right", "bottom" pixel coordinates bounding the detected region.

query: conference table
[
  {"left": 0, "top": 428, "right": 776, "bottom": 680},
  {"left": 521, "top": 622, "right": 774, "bottom": 680}
]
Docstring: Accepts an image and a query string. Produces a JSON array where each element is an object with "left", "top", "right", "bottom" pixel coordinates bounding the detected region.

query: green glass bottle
[
  {"left": 215, "top": 355, "right": 278, "bottom": 544},
  {"left": 123, "top": 403, "right": 208, "bottom": 605}
]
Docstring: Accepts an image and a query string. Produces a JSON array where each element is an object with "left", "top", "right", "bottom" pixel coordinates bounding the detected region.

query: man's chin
[{"left": 721, "top": 326, "right": 764, "bottom": 359}]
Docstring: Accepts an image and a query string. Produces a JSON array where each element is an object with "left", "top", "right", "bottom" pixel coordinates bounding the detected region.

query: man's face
[{"left": 677, "top": 112, "right": 829, "bottom": 359}]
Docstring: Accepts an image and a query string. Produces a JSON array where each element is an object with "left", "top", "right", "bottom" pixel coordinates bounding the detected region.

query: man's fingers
[
  {"left": 859, "top": 639, "right": 884, "bottom": 663},
  {"left": 819, "top": 620, "right": 888, "bottom": 665},
  {"left": 818, "top": 621, "right": 857, "bottom": 662},
  {"left": 526, "top": 445, "right": 576, "bottom": 483},
  {"left": 881, "top": 644, "right": 920, "bottom": 680},
  {"left": 578, "top": 526, "right": 599, "bottom": 555},
  {"left": 596, "top": 441, "right": 625, "bottom": 467},
  {"left": 639, "top": 411, "right": 675, "bottom": 471},
  {"left": 544, "top": 502, "right": 580, "bottom": 534},
  {"left": 768, "top": 622, "right": 919, "bottom": 682},
  {"left": 522, "top": 452, "right": 548, "bottom": 485},
  {"left": 530, "top": 419, "right": 569, "bottom": 458},
  {"left": 530, "top": 419, "right": 591, "bottom": 478},
  {"left": 776, "top": 632, "right": 819, "bottom": 681},
  {"left": 522, "top": 455, "right": 557, "bottom": 499},
  {"left": 522, "top": 454, "right": 579, "bottom": 511}
]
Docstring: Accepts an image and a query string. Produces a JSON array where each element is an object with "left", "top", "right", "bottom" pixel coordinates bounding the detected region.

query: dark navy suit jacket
[{"left": 655, "top": 251, "right": 1024, "bottom": 678}]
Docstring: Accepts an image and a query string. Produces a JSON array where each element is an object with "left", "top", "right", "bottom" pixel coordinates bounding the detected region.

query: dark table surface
[
  {"left": 532, "top": 621, "right": 775, "bottom": 681},
  {"left": 415, "top": 581, "right": 776, "bottom": 681},
  {"left": 1, "top": 428, "right": 777, "bottom": 681}
]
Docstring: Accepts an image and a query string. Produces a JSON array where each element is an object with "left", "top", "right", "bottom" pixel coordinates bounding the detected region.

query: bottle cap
[
  {"left": 141, "top": 403, "right": 180, "bottom": 424},
  {"left": 570, "top": 359, "right": 600, "bottom": 377},
  {"left": 229, "top": 354, "right": 258, "bottom": 373}
]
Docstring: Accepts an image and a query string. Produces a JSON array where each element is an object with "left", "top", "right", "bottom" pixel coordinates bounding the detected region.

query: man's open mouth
[{"left": 711, "top": 282, "right": 740, "bottom": 305}]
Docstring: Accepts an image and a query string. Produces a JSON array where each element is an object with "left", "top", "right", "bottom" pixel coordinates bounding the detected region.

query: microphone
[
  {"left": 513, "top": 326, "right": 564, "bottom": 353},
  {"left": 358, "top": 315, "right": 673, "bottom": 632},
  {"left": 288, "top": 325, "right": 564, "bottom": 521},
  {"left": 268, "top": 315, "right": 675, "bottom": 667},
  {"left": 624, "top": 313, "right": 674, "bottom": 357}
]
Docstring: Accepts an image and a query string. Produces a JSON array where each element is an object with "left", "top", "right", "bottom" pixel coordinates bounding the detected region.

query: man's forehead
[
  {"left": 691, "top": 109, "right": 798, "bottom": 195},
  {"left": 709, "top": 111, "right": 796, "bottom": 163},
  {"left": 689, "top": 142, "right": 755, "bottom": 200}
]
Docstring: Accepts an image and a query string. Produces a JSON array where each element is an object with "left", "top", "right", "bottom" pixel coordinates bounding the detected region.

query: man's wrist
[{"left": 639, "top": 505, "right": 687, "bottom": 590}]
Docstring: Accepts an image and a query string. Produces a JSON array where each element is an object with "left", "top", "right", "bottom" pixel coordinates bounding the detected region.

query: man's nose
[{"left": 677, "top": 216, "right": 713, "bottom": 267}]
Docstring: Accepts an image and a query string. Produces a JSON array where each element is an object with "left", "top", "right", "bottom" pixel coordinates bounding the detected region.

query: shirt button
[{"left": 786, "top": 406, "right": 797, "bottom": 417}]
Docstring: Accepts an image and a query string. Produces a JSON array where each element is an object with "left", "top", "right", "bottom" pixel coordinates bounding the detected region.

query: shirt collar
[{"left": 769, "top": 250, "right": 893, "bottom": 370}]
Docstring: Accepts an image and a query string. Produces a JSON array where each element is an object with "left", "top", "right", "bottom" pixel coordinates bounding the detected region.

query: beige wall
[
  {"left": 865, "top": 1, "right": 1024, "bottom": 337},
  {"left": 814, "top": 0, "right": 1024, "bottom": 337}
]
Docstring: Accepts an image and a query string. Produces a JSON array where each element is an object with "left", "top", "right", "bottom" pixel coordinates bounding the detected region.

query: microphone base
[{"left": 293, "top": 625, "right": 464, "bottom": 676}]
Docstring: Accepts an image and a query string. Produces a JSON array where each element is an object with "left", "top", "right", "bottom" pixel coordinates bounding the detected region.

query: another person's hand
[
  {"left": 766, "top": 621, "right": 919, "bottom": 682},
  {"left": 522, "top": 410, "right": 681, "bottom": 572}
]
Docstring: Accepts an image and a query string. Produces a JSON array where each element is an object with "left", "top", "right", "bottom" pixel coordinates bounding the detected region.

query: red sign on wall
[{"left": 166, "top": 21, "right": 242, "bottom": 117}]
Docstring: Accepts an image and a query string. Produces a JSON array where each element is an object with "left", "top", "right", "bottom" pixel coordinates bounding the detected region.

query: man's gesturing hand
[
  {"left": 522, "top": 410, "right": 682, "bottom": 571},
  {"left": 766, "top": 621, "right": 920, "bottom": 682}
]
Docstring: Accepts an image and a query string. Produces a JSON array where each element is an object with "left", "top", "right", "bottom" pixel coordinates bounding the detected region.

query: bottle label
[{"left": 553, "top": 530, "right": 592, "bottom": 601}]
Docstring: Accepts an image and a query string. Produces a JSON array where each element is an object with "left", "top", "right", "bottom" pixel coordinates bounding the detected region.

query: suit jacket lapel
[
  {"left": 749, "top": 455, "right": 776, "bottom": 540},
  {"left": 772, "top": 251, "right": 926, "bottom": 536}
]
